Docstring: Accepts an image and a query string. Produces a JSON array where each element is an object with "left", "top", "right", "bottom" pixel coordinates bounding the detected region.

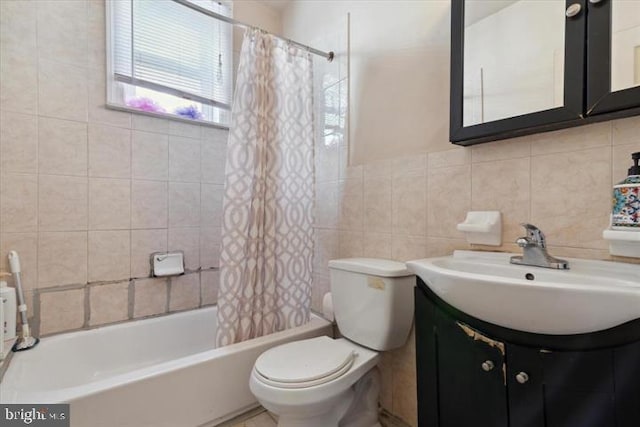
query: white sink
[{"left": 407, "top": 251, "right": 640, "bottom": 335}]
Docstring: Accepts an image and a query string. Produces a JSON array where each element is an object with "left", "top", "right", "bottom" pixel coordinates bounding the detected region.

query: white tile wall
[
  {"left": 88, "top": 124, "right": 131, "bottom": 178},
  {"left": 38, "top": 118, "right": 87, "bottom": 176}
]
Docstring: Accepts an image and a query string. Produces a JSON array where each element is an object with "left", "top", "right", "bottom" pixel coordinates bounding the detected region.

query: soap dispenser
[{"left": 612, "top": 152, "right": 640, "bottom": 229}]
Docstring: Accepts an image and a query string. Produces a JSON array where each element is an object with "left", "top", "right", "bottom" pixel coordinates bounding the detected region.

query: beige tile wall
[
  {"left": 286, "top": 4, "right": 640, "bottom": 423},
  {"left": 0, "top": 0, "right": 227, "bottom": 336},
  {"left": 312, "top": 116, "right": 640, "bottom": 426}
]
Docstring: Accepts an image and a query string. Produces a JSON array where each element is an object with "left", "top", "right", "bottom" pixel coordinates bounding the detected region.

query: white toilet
[{"left": 249, "top": 258, "right": 415, "bottom": 427}]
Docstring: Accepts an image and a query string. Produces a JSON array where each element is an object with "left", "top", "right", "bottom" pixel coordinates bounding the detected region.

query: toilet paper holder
[{"left": 322, "top": 292, "right": 335, "bottom": 322}]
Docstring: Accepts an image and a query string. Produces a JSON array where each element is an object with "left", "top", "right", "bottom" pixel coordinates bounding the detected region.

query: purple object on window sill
[
  {"left": 126, "top": 97, "right": 166, "bottom": 113},
  {"left": 174, "top": 105, "right": 204, "bottom": 120}
]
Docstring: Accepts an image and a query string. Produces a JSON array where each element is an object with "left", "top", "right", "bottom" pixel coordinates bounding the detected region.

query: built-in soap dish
[
  {"left": 603, "top": 229, "right": 640, "bottom": 258},
  {"left": 457, "top": 211, "right": 502, "bottom": 246},
  {"left": 151, "top": 251, "right": 185, "bottom": 277}
]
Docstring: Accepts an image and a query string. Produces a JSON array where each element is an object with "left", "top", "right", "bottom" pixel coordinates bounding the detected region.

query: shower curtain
[{"left": 215, "top": 29, "right": 315, "bottom": 347}]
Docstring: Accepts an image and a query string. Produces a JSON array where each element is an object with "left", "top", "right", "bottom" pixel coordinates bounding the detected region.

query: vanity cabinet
[
  {"left": 415, "top": 280, "right": 640, "bottom": 427},
  {"left": 451, "top": 0, "right": 640, "bottom": 145}
]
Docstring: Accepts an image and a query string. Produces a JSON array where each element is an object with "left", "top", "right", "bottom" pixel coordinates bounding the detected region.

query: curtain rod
[{"left": 171, "top": 0, "right": 335, "bottom": 62}]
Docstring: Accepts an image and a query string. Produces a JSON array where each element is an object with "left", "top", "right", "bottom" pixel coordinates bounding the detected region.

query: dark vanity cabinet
[
  {"left": 415, "top": 280, "right": 640, "bottom": 427},
  {"left": 431, "top": 307, "right": 509, "bottom": 427},
  {"left": 451, "top": 0, "right": 640, "bottom": 145}
]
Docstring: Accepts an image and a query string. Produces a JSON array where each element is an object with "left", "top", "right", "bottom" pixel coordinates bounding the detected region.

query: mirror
[
  {"left": 611, "top": 0, "right": 640, "bottom": 92},
  {"left": 462, "top": 0, "right": 566, "bottom": 126}
]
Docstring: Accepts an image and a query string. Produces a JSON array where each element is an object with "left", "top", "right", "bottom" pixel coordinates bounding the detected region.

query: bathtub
[{"left": 0, "top": 306, "right": 332, "bottom": 427}]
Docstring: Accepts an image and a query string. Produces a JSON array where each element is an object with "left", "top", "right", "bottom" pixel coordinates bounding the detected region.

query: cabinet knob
[
  {"left": 516, "top": 372, "right": 530, "bottom": 384},
  {"left": 566, "top": 3, "right": 582, "bottom": 18},
  {"left": 481, "top": 360, "right": 495, "bottom": 372}
]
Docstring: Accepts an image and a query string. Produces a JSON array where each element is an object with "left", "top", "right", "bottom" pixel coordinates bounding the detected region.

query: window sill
[{"left": 106, "top": 103, "right": 230, "bottom": 130}]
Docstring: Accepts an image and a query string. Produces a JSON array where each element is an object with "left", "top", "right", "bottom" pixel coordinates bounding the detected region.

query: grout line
[
  {"left": 86, "top": 105, "right": 91, "bottom": 284},
  {"left": 128, "top": 279, "right": 135, "bottom": 320},
  {"left": 33, "top": 289, "right": 41, "bottom": 337},
  {"left": 528, "top": 150, "right": 532, "bottom": 224},
  {"left": 610, "top": 122, "right": 615, "bottom": 186},
  {"left": 166, "top": 276, "right": 172, "bottom": 313},
  {"left": 84, "top": 285, "right": 90, "bottom": 328},
  {"left": 34, "top": 0, "right": 41, "bottom": 294}
]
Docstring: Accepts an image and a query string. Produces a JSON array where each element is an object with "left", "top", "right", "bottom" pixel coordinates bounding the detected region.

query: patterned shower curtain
[{"left": 215, "top": 29, "right": 315, "bottom": 347}]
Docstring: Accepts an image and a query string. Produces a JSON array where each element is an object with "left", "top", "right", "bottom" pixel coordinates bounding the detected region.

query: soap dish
[
  {"left": 603, "top": 229, "right": 640, "bottom": 258},
  {"left": 457, "top": 211, "right": 502, "bottom": 246},
  {"left": 151, "top": 251, "right": 185, "bottom": 277}
]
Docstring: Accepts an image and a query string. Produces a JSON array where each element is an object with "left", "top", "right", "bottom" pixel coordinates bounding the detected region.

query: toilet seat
[
  {"left": 254, "top": 336, "right": 358, "bottom": 389},
  {"left": 250, "top": 337, "right": 381, "bottom": 414}
]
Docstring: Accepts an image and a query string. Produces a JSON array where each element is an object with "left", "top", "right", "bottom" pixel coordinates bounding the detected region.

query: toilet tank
[{"left": 328, "top": 258, "right": 415, "bottom": 351}]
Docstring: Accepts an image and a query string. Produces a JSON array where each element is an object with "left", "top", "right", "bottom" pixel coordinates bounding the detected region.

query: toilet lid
[{"left": 254, "top": 336, "right": 357, "bottom": 387}]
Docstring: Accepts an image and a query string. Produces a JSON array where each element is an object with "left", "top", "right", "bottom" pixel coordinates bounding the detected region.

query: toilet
[{"left": 249, "top": 258, "right": 415, "bottom": 427}]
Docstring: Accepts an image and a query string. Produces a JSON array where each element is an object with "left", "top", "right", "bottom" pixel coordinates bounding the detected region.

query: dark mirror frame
[
  {"left": 450, "top": 0, "right": 586, "bottom": 146},
  {"left": 450, "top": 0, "right": 640, "bottom": 147},
  {"left": 587, "top": 0, "right": 640, "bottom": 115}
]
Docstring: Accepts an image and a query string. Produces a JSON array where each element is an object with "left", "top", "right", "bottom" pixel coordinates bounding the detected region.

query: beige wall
[
  {"left": 283, "top": 2, "right": 640, "bottom": 426},
  {"left": 284, "top": 0, "right": 452, "bottom": 164},
  {"left": 0, "top": 0, "right": 280, "bottom": 336},
  {"left": 231, "top": 0, "right": 283, "bottom": 77}
]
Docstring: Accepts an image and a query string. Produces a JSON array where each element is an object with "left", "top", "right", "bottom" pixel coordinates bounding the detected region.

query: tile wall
[
  {"left": 0, "top": 0, "right": 230, "bottom": 336},
  {"left": 311, "top": 116, "right": 640, "bottom": 426},
  {"left": 284, "top": 3, "right": 640, "bottom": 425}
]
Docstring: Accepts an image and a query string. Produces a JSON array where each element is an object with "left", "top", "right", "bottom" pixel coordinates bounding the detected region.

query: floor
[
  {"left": 223, "top": 405, "right": 409, "bottom": 427},
  {"left": 227, "top": 409, "right": 277, "bottom": 427}
]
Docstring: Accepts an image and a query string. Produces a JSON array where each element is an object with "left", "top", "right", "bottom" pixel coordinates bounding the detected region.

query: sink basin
[{"left": 407, "top": 251, "right": 640, "bottom": 335}]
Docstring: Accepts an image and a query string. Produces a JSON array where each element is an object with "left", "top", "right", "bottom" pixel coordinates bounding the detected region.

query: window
[{"left": 107, "top": 0, "right": 233, "bottom": 126}]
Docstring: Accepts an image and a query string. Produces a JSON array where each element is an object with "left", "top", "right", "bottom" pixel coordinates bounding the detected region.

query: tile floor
[
  {"left": 229, "top": 410, "right": 277, "bottom": 427},
  {"left": 225, "top": 405, "right": 409, "bottom": 427}
]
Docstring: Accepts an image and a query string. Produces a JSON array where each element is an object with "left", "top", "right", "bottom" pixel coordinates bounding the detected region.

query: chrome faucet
[{"left": 510, "top": 224, "right": 569, "bottom": 270}]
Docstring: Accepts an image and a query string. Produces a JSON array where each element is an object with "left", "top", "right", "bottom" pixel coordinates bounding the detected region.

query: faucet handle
[{"left": 519, "top": 223, "right": 547, "bottom": 248}]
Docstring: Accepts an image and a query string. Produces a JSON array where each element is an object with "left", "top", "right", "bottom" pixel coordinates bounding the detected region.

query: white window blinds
[{"left": 111, "top": 0, "right": 233, "bottom": 110}]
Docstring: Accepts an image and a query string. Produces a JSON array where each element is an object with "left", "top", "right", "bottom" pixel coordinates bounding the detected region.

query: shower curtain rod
[{"left": 172, "top": 0, "right": 335, "bottom": 62}]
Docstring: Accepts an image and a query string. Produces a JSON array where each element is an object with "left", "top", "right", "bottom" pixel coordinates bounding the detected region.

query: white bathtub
[{"left": 0, "top": 307, "right": 332, "bottom": 427}]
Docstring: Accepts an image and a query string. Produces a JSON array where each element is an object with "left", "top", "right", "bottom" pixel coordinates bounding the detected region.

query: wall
[
  {"left": 231, "top": 0, "right": 283, "bottom": 73},
  {"left": 0, "top": 0, "right": 280, "bottom": 336},
  {"left": 283, "top": 1, "right": 640, "bottom": 426}
]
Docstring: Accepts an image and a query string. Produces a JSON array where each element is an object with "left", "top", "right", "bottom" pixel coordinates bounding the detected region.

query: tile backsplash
[
  {"left": 313, "top": 120, "right": 640, "bottom": 286},
  {"left": 0, "top": 0, "right": 227, "bottom": 336}
]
